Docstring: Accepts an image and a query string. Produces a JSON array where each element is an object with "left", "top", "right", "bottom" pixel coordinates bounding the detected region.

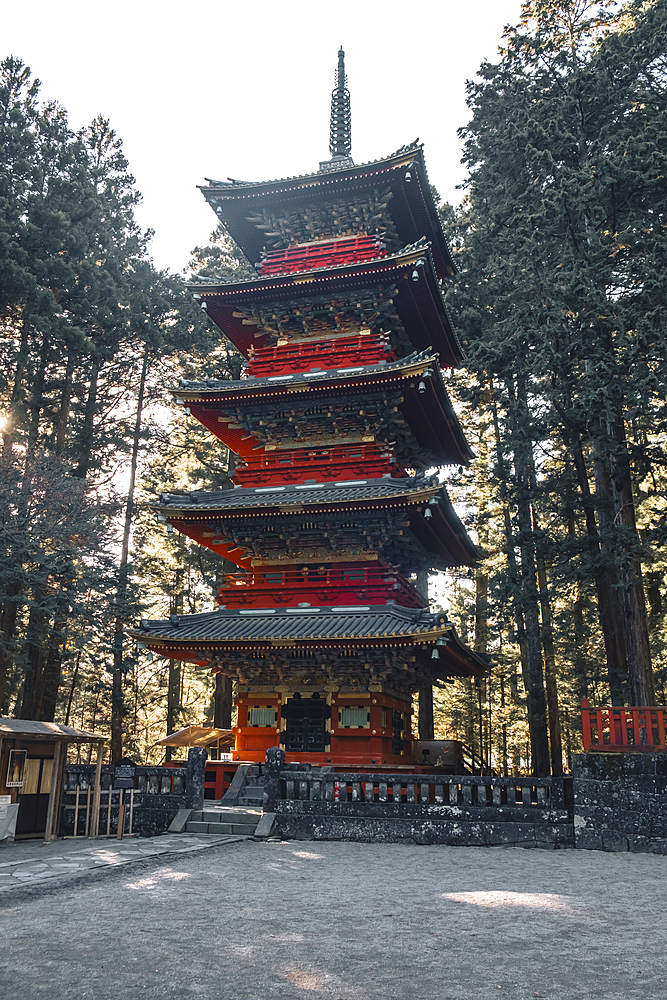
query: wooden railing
[
  {"left": 62, "top": 764, "right": 187, "bottom": 838},
  {"left": 279, "top": 770, "right": 571, "bottom": 812},
  {"left": 218, "top": 565, "right": 425, "bottom": 610},
  {"left": 581, "top": 699, "right": 667, "bottom": 752}
]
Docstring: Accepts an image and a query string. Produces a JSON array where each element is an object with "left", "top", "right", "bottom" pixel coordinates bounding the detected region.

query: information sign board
[{"left": 113, "top": 760, "right": 136, "bottom": 790}]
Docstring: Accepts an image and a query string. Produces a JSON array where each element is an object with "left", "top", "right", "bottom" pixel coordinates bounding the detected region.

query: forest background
[{"left": 1, "top": 0, "right": 665, "bottom": 774}]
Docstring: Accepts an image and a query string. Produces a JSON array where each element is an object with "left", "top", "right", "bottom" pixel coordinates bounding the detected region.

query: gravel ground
[{"left": 0, "top": 839, "right": 665, "bottom": 1000}]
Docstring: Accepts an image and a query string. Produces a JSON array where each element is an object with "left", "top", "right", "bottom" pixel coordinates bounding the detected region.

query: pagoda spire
[{"left": 329, "top": 46, "right": 352, "bottom": 159}]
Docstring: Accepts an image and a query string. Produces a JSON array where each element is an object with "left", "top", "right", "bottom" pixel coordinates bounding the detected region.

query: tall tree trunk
[
  {"left": 165, "top": 557, "right": 185, "bottom": 760},
  {"left": 214, "top": 673, "right": 233, "bottom": 730},
  {"left": 532, "top": 507, "right": 563, "bottom": 776},
  {"left": 490, "top": 392, "right": 541, "bottom": 769},
  {"left": 510, "top": 378, "right": 550, "bottom": 776},
  {"left": 111, "top": 344, "right": 150, "bottom": 761},
  {"left": 20, "top": 598, "right": 49, "bottom": 719},
  {"left": 164, "top": 661, "right": 182, "bottom": 763},
  {"left": 0, "top": 581, "right": 21, "bottom": 711},
  {"left": 40, "top": 599, "right": 69, "bottom": 722},
  {"left": 606, "top": 417, "right": 655, "bottom": 704},
  {"left": 72, "top": 355, "right": 101, "bottom": 480},
  {"left": 16, "top": 334, "right": 51, "bottom": 720},
  {"left": 566, "top": 498, "right": 590, "bottom": 705},
  {"left": 55, "top": 350, "right": 75, "bottom": 454},
  {"left": 1, "top": 315, "right": 30, "bottom": 462},
  {"left": 474, "top": 411, "right": 491, "bottom": 770},
  {"left": 64, "top": 648, "right": 83, "bottom": 726},
  {"left": 499, "top": 669, "right": 509, "bottom": 776},
  {"left": 566, "top": 426, "right": 628, "bottom": 704},
  {"left": 416, "top": 568, "right": 434, "bottom": 740},
  {"left": 0, "top": 323, "right": 44, "bottom": 706}
]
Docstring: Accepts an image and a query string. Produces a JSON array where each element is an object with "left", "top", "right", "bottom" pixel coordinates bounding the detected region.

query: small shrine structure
[{"left": 131, "top": 49, "right": 487, "bottom": 767}]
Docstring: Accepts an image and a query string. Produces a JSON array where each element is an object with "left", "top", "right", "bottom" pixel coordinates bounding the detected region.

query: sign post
[{"left": 113, "top": 759, "right": 136, "bottom": 840}]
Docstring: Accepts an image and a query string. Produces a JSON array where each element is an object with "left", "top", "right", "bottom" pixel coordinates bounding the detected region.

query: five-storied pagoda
[{"left": 131, "top": 49, "right": 487, "bottom": 766}]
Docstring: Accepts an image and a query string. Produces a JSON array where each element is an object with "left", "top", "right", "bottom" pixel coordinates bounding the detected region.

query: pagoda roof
[
  {"left": 174, "top": 349, "right": 474, "bottom": 468},
  {"left": 176, "top": 347, "right": 432, "bottom": 397},
  {"left": 129, "top": 603, "right": 487, "bottom": 679},
  {"left": 199, "top": 143, "right": 455, "bottom": 280},
  {"left": 189, "top": 242, "right": 463, "bottom": 366},
  {"left": 157, "top": 475, "right": 442, "bottom": 513},
  {"left": 154, "top": 476, "right": 480, "bottom": 571}
]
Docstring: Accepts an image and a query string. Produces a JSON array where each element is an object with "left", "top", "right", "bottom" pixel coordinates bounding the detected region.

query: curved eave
[
  {"left": 198, "top": 144, "right": 455, "bottom": 279},
  {"left": 154, "top": 482, "right": 478, "bottom": 573},
  {"left": 401, "top": 373, "right": 474, "bottom": 467},
  {"left": 190, "top": 244, "right": 461, "bottom": 363},
  {"left": 130, "top": 629, "right": 450, "bottom": 656},
  {"left": 173, "top": 349, "right": 435, "bottom": 401},
  {"left": 128, "top": 605, "right": 451, "bottom": 659},
  {"left": 418, "top": 631, "right": 489, "bottom": 680},
  {"left": 154, "top": 479, "right": 442, "bottom": 518},
  {"left": 173, "top": 352, "right": 472, "bottom": 467},
  {"left": 128, "top": 615, "right": 487, "bottom": 680},
  {"left": 411, "top": 493, "right": 480, "bottom": 569}
]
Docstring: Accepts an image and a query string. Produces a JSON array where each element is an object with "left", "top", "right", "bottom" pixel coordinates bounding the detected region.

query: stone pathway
[{"left": 0, "top": 832, "right": 244, "bottom": 891}]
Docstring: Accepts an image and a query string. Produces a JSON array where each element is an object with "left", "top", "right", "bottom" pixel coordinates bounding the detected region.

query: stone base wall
[
  {"left": 277, "top": 813, "right": 573, "bottom": 848},
  {"left": 572, "top": 752, "right": 667, "bottom": 854},
  {"left": 275, "top": 795, "right": 574, "bottom": 848},
  {"left": 272, "top": 757, "right": 667, "bottom": 854}
]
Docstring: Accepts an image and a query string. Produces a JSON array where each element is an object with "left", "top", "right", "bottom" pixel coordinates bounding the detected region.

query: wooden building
[
  {"left": 0, "top": 720, "right": 106, "bottom": 840},
  {"left": 130, "top": 49, "right": 487, "bottom": 767}
]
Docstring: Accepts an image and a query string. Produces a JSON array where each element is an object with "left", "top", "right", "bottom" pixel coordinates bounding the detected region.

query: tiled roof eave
[
  {"left": 185, "top": 240, "right": 433, "bottom": 297},
  {"left": 172, "top": 349, "right": 435, "bottom": 400},
  {"left": 127, "top": 629, "right": 450, "bottom": 650},
  {"left": 154, "top": 476, "right": 442, "bottom": 515},
  {"left": 128, "top": 603, "right": 450, "bottom": 645},
  {"left": 197, "top": 144, "right": 423, "bottom": 199}
]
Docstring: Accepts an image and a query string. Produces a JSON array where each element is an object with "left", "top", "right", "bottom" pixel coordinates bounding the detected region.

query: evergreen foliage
[{"left": 436, "top": 0, "right": 667, "bottom": 772}]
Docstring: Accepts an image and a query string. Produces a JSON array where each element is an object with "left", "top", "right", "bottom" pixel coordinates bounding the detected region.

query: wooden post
[
  {"left": 89, "top": 742, "right": 104, "bottom": 838},
  {"left": 74, "top": 784, "right": 80, "bottom": 838},
  {"left": 116, "top": 787, "right": 125, "bottom": 840},
  {"left": 418, "top": 684, "right": 434, "bottom": 741},
  {"left": 44, "top": 741, "right": 64, "bottom": 843},
  {"left": 214, "top": 672, "right": 233, "bottom": 730},
  {"left": 53, "top": 741, "right": 67, "bottom": 840}
]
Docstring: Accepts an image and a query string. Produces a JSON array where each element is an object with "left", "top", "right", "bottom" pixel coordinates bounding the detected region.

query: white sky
[{"left": 4, "top": 0, "right": 521, "bottom": 274}]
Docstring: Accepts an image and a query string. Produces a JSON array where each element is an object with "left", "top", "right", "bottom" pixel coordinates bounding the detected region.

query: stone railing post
[
  {"left": 185, "top": 747, "right": 207, "bottom": 811},
  {"left": 263, "top": 747, "right": 286, "bottom": 812}
]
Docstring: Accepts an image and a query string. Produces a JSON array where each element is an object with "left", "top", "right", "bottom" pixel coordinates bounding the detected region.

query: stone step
[
  {"left": 186, "top": 820, "right": 257, "bottom": 836},
  {"left": 192, "top": 808, "right": 261, "bottom": 825},
  {"left": 238, "top": 787, "right": 264, "bottom": 801}
]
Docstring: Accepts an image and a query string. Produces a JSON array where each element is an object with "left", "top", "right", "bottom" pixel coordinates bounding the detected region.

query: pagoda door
[{"left": 281, "top": 695, "right": 330, "bottom": 753}]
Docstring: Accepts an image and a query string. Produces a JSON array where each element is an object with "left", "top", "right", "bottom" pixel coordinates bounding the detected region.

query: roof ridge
[{"left": 198, "top": 142, "right": 424, "bottom": 193}]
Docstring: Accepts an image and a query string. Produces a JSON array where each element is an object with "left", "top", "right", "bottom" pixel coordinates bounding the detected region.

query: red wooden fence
[{"left": 581, "top": 698, "right": 667, "bottom": 751}]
